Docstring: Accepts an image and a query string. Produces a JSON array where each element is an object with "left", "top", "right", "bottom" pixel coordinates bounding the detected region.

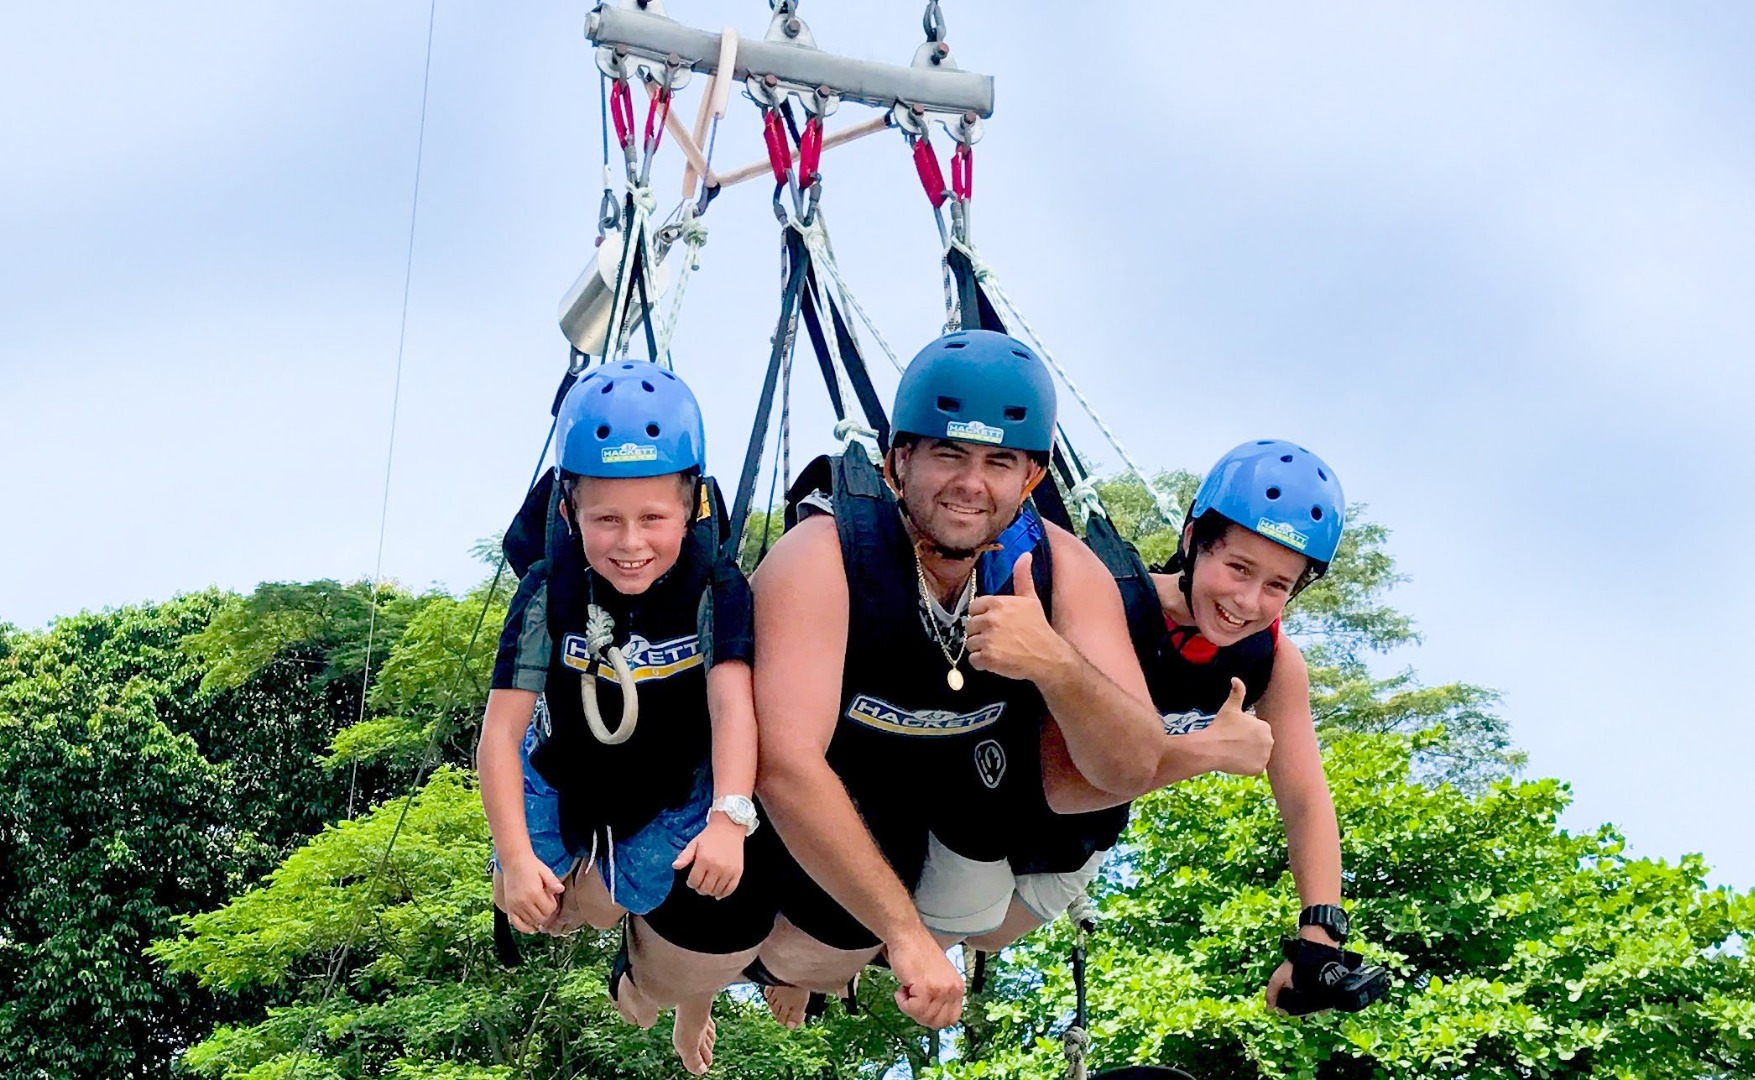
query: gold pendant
[{"left": 947, "top": 667, "right": 965, "bottom": 692}]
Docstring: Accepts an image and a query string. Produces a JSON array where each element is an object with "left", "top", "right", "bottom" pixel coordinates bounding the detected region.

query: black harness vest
[
  {"left": 1009, "top": 520, "right": 1277, "bottom": 874},
  {"left": 798, "top": 450, "right": 1055, "bottom": 885},
  {"left": 527, "top": 534, "right": 715, "bottom": 845},
  {"left": 502, "top": 470, "right": 738, "bottom": 848}
]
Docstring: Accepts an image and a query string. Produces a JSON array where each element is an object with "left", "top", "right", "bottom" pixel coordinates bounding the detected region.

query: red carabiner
[
  {"left": 762, "top": 110, "right": 792, "bottom": 183},
  {"left": 609, "top": 79, "right": 635, "bottom": 151},
  {"left": 643, "top": 84, "right": 672, "bottom": 154},
  {"left": 951, "top": 142, "right": 973, "bottom": 202},
  {"left": 798, "top": 117, "right": 825, "bottom": 189},
  {"left": 912, "top": 136, "right": 948, "bottom": 208}
]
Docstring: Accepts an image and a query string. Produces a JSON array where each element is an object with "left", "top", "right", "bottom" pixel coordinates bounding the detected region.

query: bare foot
[
  {"left": 762, "top": 984, "right": 810, "bottom": 1029},
  {"left": 673, "top": 997, "right": 717, "bottom": 1075},
  {"left": 613, "top": 970, "right": 659, "bottom": 1029}
]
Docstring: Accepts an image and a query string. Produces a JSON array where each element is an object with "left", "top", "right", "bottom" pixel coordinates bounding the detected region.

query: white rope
[
  {"left": 948, "top": 237, "right": 1183, "bottom": 533},
  {"left": 612, "top": 185, "right": 662, "bottom": 361},
  {"left": 797, "top": 211, "right": 905, "bottom": 374},
  {"left": 654, "top": 205, "right": 707, "bottom": 362},
  {"left": 1065, "top": 472, "right": 1107, "bottom": 529},
  {"left": 578, "top": 603, "right": 639, "bottom": 745},
  {"left": 1066, "top": 890, "right": 1097, "bottom": 929},
  {"left": 1061, "top": 1026, "right": 1090, "bottom": 1080},
  {"left": 834, "top": 417, "right": 877, "bottom": 444},
  {"left": 791, "top": 217, "right": 861, "bottom": 430}
]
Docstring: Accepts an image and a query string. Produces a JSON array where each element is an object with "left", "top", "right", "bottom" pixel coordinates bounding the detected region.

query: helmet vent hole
[
  {"left": 1255, "top": 439, "right": 1273, "bottom": 445},
  {"left": 1266, "top": 486, "right": 1282, "bottom": 500},
  {"left": 1004, "top": 406, "right": 1027, "bottom": 421},
  {"left": 660, "top": 370, "right": 676, "bottom": 380},
  {"left": 1011, "top": 349, "right": 1031, "bottom": 360},
  {"left": 1280, "top": 454, "right": 1294, "bottom": 463},
  {"left": 600, "top": 383, "right": 614, "bottom": 394},
  {"left": 646, "top": 423, "right": 661, "bottom": 437},
  {"left": 595, "top": 424, "right": 611, "bottom": 439},
  {"left": 641, "top": 380, "right": 655, "bottom": 392},
  {"left": 945, "top": 341, "right": 968, "bottom": 350},
  {"left": 936, "top": 395, "right": 962, "bottom": 413},
  {"left": 1311, "top": 506, "right": 1324, "bottom": 521},
  {"left": 1318, "top": 468, "right": 1328, "bottom": 481}
]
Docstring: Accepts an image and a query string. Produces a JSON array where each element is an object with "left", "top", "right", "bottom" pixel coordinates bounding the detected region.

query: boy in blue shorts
[{"left": 479, "top": 360, "right": 767, "bottom": 1073}]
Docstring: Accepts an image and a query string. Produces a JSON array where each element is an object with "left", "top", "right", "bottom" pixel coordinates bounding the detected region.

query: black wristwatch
[{"left": 1298, "top": 904, "right": 1350, "bottom": 944}]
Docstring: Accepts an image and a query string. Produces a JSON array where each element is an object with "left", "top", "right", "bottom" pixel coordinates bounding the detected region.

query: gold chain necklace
[{"left": 917, "top": 561, "right": 977, "bottom": 691}]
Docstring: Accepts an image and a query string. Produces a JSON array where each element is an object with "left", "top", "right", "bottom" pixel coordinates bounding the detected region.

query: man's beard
[{"left": 900, "top": 495, "right": 1009, "bottom": 561}]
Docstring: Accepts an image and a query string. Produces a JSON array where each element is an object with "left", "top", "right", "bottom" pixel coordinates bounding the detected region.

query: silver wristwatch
[{"left": 710, "top": 794, "right": 760, "bottom": 837}]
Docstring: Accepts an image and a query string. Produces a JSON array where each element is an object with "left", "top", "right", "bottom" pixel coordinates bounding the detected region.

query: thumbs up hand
[
  {"left": 966, "top": 552, "right": 1070, "bottom": 683},
  {"left": 1191, "top": 677, "right": 1274, "bottom": 776}
]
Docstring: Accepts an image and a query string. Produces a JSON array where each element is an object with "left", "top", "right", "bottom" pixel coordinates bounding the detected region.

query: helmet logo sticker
[
  {"left": 974, "top": 738, "right": 1007, "bottom": 789},
  {"left": 601, "top": 442, "right": 659, "bottom": 464},
  {"left": 1255, "top": 517, "right": 1309, "bottom": 551},
  {"left": 946, "top": 419, "right": 1005, "bottom": 445}
]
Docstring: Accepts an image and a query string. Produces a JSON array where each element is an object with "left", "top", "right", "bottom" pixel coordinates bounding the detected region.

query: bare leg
[
  {"left": 619, "top": 914, "right": 760, "bottom": 1059},
  {"left": 553, "top": 860, "right": 624, "bottom": 934},
  {"left": 614, "top": 967, "right": 661, "bottom": 1029},
  {"left": 753, "top": 915, "right": 880, "bottom": 993},
  {"left": 962, "top": 896, "right": 1046, "bottom": 953},
  {"left": 751, "top": 915, "right": 877, "bottom": 1024},
  {"left": 672, "top": 993, "right": 717, "bottom": 1075}
]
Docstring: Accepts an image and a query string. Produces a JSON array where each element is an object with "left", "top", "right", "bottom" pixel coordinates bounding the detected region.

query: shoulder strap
[
  {"left": 1082, "top": 513, "right": 1168, "bottom": 672},
  {"left": 503, "top": 470, "right": 558, "bottom": 580}
]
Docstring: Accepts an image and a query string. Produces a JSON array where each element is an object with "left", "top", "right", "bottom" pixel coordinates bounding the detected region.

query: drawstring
[{"left": 582, "top": 825, "right": 617, "bottom": 908}]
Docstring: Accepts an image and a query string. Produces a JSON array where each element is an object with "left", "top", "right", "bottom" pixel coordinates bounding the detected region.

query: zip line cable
[{"left": 347, "top": 0, "right": 442, "bottom": 817}]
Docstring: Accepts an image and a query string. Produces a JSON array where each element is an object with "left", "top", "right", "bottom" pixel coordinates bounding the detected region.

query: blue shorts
[{"left": 492, "top": 722, "right": 712, "bottom": 916}]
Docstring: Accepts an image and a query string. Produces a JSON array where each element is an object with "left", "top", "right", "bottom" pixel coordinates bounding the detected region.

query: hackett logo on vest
[
  {"left": 846, "top": 694, "right": 1007, "bottom": 737},
  {"left": 561, "top": 632, "right": 703, "bottom": 682},
  {"left": 973, "top": 738, "right": 1007, "bottom": 789},
  {"left": 601, "top": 442, "right": 659, "bottom": 464},
  {"left": 1254, "top": 517, "right": 1309, "bottom": 552},
  {"left": 944, "top": 419, "right": 1005, "bottom": 445},
  {"left": 1161, "top": 709, "right": 1216, "bottom": 736}
]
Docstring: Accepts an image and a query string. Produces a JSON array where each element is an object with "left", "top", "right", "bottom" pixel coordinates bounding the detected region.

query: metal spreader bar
[{"left": 587, "top": 3, "right": 994, "bottom": 119}]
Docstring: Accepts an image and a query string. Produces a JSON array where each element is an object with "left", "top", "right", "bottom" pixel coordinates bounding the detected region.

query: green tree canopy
[{"left": 6, "top": 470, "right": 1745, "bottom": 1079}]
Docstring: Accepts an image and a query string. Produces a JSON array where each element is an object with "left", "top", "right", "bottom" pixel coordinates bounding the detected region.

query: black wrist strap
[{"left": 1299, "top": 903, "right": 1349, "bottom": 942}]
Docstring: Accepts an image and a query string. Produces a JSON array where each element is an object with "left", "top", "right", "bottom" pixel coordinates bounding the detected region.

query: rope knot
[
  {"left": 1061, "top": 1026, "right": 1091, "bottom": 1080},
  {"left": 1066, "top": 475, "right": 1107, "bottom": 527},
  {"left": 585, "top": 604, "right": 618, "bottom": 656},
  {"left": 833, "top": 418, "right": 876, "bottom": 445}
]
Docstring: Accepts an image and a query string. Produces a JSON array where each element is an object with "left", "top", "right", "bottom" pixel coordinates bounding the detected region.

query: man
[{"left": 747, "top": 331, "right": 1276, "bottom": 1029}]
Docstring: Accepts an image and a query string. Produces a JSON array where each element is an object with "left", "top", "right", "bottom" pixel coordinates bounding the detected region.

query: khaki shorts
[{"left": 912, "top": 831, "right": 1106, "bottom": 937}]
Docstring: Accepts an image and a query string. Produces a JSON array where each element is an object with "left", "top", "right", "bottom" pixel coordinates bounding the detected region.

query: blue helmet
[
  {"left": 1191, "top": 440, "right": 1345, "bottom": 566},
  {"left": 556, "top": 360, "right": 705, "bottom": 478},
  {"left": 892, "top": 330, "right": 1057, "bottom": 454}
]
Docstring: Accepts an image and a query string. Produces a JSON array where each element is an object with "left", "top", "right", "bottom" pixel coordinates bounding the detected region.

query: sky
[{"left": 2, "top": 2, "right": 1752, "bottom": 889}]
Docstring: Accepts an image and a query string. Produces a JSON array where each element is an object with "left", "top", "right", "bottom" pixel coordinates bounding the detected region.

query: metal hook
[{"left": 922, "top": 0, "right": 947, "bottom": 43}]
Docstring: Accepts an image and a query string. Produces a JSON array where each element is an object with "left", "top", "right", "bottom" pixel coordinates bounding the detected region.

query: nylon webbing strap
[
  {"left": 799, "top": 274, "right": 849, "bottom": 422},
  {"left": 825, "top": 283, "right": 891, "bottom": 452},
  {"left": 728, "top": 229, "right": 813, "bottom": 560},
  {"left": 799, "top": 264, "right": 892, "bottom": 452},
  {"left": 945, "top": 242, "right": 1005, "bottom": 334},
  {"left": 946, "top": 247, "right": 1079, "bottom": 533}
]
